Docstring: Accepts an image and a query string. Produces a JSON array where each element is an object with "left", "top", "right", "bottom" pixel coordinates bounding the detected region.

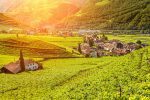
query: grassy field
[{"left": 0, "top": 34, "right": 150, "bottom": 99}]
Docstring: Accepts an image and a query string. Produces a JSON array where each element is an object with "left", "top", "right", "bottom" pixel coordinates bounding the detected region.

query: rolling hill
[
  {"left": 0, "top": 36, "right": 81, "bottom": 58},
  {"left": 59, "top": 0, "right": 150, "bottom": 30}
]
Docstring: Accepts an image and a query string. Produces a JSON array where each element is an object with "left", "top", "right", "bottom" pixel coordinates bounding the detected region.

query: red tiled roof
[{"left": 4, "top": 62, "right": 21, "bottom": 74}]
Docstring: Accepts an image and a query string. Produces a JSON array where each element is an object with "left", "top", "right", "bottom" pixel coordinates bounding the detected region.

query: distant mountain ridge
[{"left": 59, "top": 0, "right": 150, "bottom": 30}]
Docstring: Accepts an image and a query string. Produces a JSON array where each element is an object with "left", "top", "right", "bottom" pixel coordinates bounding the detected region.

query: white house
[{"left": 24, "top": 60, "right": 42, "bottom": 71}]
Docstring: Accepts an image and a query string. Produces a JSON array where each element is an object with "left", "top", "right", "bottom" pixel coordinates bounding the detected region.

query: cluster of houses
[
  {"left": 0, "top": 50, "right": 43, "bottom": 74},
  {"left": 78, "top": 34, "right": 148, "bottom": 57}
]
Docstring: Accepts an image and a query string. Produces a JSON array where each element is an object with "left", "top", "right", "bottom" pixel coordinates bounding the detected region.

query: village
[{"left": 77, "top": 34, "right": 148, "bottom": 57}]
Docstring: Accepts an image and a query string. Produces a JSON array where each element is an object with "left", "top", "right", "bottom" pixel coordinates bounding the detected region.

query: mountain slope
[
  {"left": 60, "top": 0, "right": 150, "bottom": 30},
  {"left": 0, "top": 13, "right": 18, "bottom": 26},
  {"left": 0, "top": 0, "right": 86, "bottom": 27},
  {"left": 0, "top": 13, "right": 30, "bottom": 30}
]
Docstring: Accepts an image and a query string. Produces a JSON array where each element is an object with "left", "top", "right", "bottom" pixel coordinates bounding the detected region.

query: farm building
[{"left": 1, "top": 50, "right": 43, "bottom": 74}]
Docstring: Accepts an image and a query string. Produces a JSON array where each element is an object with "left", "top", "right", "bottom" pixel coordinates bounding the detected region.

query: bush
[
  {"left": 101, "top": 34, "right": 108, "bottom": 41},
  {"left": 136, "top": 40, "right": 142, "bottom": 45}
]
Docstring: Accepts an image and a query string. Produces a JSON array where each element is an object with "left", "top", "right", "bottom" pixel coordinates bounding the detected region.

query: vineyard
[
  {"left": 0, "top": 35, "right": 81, "bottom": 58},
  {"left": 61, "top": 0, "right": 150, "bottom": 31},
  {"left": 0, "top": 34, "right": 150, "bottom": 99}
]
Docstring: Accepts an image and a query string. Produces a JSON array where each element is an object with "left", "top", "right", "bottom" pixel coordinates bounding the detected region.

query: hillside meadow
[{"left": 0, "top": 34, "right": 150, "bottom": 99}]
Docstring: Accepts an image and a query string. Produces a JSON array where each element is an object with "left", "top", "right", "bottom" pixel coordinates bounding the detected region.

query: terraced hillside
[
  {"left": 0, "top": 36, "right": 81, "bottom": 58},
  {"left": 60, "top": 0, "right": 150, "bottom": 30}
]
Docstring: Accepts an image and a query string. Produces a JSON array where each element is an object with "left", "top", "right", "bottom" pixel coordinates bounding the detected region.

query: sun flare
[{"left": 0, "top": 0, "right": 85, "bottom": 28}]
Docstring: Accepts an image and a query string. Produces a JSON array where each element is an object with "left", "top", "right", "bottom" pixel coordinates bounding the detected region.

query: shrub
[
  {"left": 136, "top": 40, "right": 142, "bottom": 45},
  {"left": 101, "top": 34, "right": 108, "bottom": 41}
]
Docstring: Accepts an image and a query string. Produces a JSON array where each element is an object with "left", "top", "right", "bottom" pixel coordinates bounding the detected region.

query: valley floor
[{"left": 0, "top": 34, "right": 150, "bottom": 99}]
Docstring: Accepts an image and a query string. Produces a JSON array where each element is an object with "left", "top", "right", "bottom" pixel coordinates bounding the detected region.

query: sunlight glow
[{"left": 0, "top": 0, "right": 86, "bottom": 28}]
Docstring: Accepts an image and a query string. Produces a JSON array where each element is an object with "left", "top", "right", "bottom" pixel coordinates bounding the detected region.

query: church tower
[{"left": 19, "top": 50, "right": 25, "bottom": 71}]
